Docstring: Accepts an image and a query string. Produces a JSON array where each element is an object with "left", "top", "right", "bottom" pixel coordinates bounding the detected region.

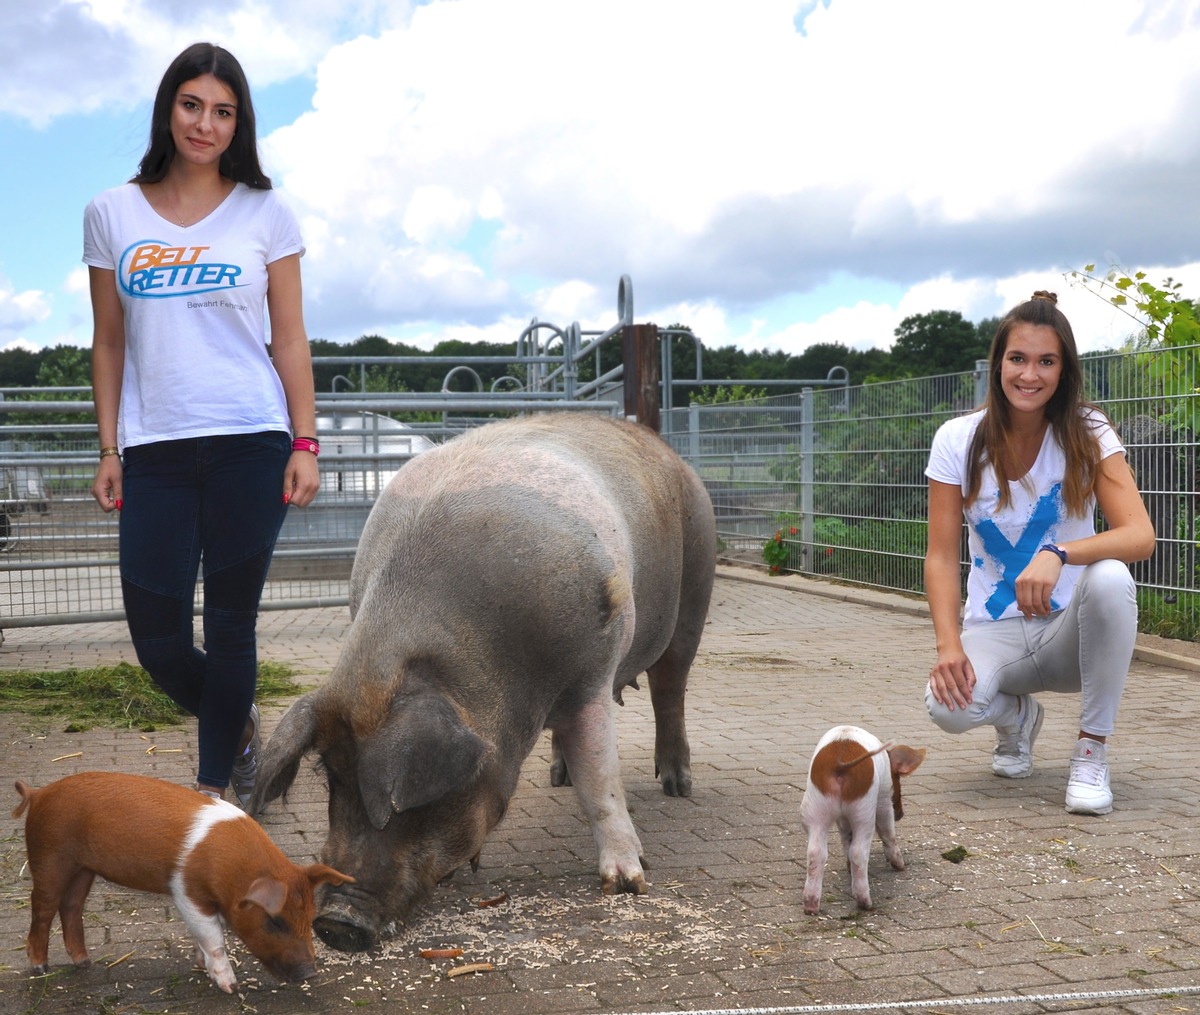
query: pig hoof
[
  {"left": 72, "top": 957, "right": 93, "bottom": 970},
  {"left": 655, "top": 761, "right": 692, "bottom": 797},
  {"left": 314, "top": 915, "right": 377, "bottom": 953},
  {"left": 29, "top": 963, "right": 50, "bottom": 977},
  {"left": 601, "top": 872, "right": 649, "bottom": 896},
  {"left": 549, "top": 760, "right": 571, "bottom": 787}
]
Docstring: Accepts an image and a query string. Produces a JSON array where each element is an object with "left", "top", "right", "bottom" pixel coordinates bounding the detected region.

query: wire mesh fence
[
  {"left": 2, "top": 343, "right": 1197, "bottom": 643},
  {"left": 663, "top": 344, "right": 1199, "bottom": 642}
]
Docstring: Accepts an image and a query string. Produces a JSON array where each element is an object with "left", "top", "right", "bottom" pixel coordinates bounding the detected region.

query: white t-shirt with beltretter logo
[
  {"left": 925, "top": 407, "right": 1125, "bottom": 629},
  {"left": 83, "top": 182, "right": 304, "bottom": 450}
]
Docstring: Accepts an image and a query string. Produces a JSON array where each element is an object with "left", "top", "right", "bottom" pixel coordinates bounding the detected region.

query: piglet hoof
[
  {"left": 29, "top": 963, "right": 50, "bottom": 977},
  {"left": 855, "top": 897, "right": 874, "bottom": 911},
  {"left": 72, "top": 957, "right": 93, "bottom": 970},
  {"left": 601, "top": 871, "right": 649, "bottom": 896}
]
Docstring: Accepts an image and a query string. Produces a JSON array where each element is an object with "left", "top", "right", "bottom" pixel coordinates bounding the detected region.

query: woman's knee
[
  {"left": 924, "top": 685, "right": 984, "bottom": 735},
  {"left": 1078, "top": 558, "right": 1136, "bottom": 605}
]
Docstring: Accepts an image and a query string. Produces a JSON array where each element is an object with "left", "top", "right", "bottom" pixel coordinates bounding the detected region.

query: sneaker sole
[
  {"left": 991, "top": 699, "right": 1044, "bottom": 779},
  {"left": 1065, "top": 799, "right": 1113, "bottom": 816}
]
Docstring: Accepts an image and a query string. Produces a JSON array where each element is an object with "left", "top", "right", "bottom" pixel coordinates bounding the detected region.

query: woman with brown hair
[
  {"left": 86, "top": 43, "right": 319, "bottom": 806},
  {"left": 923, "top": 291, "right": 1154, "bottom": 814}
]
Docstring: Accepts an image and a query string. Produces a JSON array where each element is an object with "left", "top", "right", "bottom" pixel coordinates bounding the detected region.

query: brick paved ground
[{"left": 1, "top": 568, "right": 1199, "bottom": 1014}]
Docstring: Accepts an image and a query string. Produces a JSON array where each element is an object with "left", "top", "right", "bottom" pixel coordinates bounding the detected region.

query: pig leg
[
  {"left": 647, "top": 649, "right": 694, "bottom": 798},
  {"left": 876, "top": 799, "right": 905, "bottom": 871},
  {"left": 58, "top": 867, "right": 97, "bottom": 967},
  {"left": 26, "top": 872, "right": 69, "bottom": 973},
  {"left": 800, "top": 814, "right": 830, "bottom": 915},
  {"left": 172, "top": 893, "right": 237, "bottom": 993},
  {"left": 842, "top": 816, "right": 874, "bottom": 910},
  {"left": 553, "top": 696, "right": 647, "bottom": 895},
  {"left": 549, "top": 730, "right": 571, "bottom": 787}
]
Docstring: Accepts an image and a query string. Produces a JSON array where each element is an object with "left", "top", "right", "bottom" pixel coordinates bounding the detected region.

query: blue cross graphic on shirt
[{"left": 974, "top": 484, "right": 1063, "bottom": 620}]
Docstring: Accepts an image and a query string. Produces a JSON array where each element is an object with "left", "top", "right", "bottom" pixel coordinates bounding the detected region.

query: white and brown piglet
[
  {"left": 13, "top": 772, "right": 354, "bottom": 993},
  {"left": 799, "top": 725, "right": 926, "bottom": 915}
]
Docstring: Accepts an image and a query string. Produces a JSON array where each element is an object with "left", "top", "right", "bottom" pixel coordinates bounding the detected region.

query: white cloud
[
  {"left": 0, "top": 0, "right": 406, "bottom": 127},
  {"left": 0, "top": 277, "right": 52, "bottom": 349},
  {"left": 5, "top": 0, "right": 1200, "bottom": 359}
]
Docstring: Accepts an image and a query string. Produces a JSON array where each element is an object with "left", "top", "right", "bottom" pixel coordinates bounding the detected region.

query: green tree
[
  {"left": 36, "top": 345, "right": 92, "bottom": 387},
  {"left": 0, "top": 346, "right": 42, "bottom": 387},
  {"left": 890, "top": 310, "right": 988, "bottom": 377},
  {"left": 975, "top": 316, "right": 1001, "bottom": 354},
  {"left": 1070, "top": 264, "right": 1199, "bottom": 432}
]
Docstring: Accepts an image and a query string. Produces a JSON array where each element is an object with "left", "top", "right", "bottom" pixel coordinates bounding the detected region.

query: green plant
[
  {"left": 1069, "top": 264, "right": 1199, "bottom": 432},
  {"left": 761, "top": 526, "right": 798, "bottom": 575}
]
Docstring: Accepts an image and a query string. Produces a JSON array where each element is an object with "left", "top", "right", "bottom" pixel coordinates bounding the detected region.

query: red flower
[{"left": 788, "top": 527, "right": 798, "bottom": 535}]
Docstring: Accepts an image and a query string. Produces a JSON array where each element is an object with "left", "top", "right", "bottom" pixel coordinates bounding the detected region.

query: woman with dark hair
[
  {"left": 923, "top": 291, "right": 1154, "bottom": 815},
  {"left": 85, "top": 42, "right": 319, "bottom": 806}
]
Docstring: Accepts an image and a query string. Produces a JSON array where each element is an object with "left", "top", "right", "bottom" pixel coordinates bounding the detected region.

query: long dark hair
[
  {"left": 131, "top": 42, "right": 272, "bottom": 189},
  {"left": 965, "top": 290, "right": 1105, "bottom": 516}
]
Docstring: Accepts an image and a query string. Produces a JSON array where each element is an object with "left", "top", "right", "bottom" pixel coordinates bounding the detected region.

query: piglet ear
[
  {"left": 241, "top": 876, "right": 288, "bottom": 918},
  {"left": 888, "top": 745, "right": 928, "bottom": 777},
  {"left": 304, "top": 864, "right": 355, "bottom": 888},
  {"left": 358, "top": 691, "right": 491, "bottom": 830}
]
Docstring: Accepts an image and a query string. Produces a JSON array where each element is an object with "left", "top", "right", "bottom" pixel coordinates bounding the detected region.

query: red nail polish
[
  {"left": 115, "top": 499, "right": 123, "bottom": 511},
  {"left": 283, "top": 492, "right": 291, "bottom": 505}
]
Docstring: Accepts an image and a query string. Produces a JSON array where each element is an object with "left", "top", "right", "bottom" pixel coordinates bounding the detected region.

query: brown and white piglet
[
  {"left": 799, "top": 725, "right": 926, "bottom": 915},
  {"left": 13, "top": 772, "right": 354, "bottom": 993}
]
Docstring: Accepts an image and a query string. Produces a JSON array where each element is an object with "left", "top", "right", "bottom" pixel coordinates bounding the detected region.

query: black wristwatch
[{"left": 1039, "top": 543, "right": 1069, "bottom": 565}]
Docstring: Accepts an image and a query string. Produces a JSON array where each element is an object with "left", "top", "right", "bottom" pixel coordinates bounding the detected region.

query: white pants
[{"left": 925, "top": 559, "right": 1137, "bottom": 738}]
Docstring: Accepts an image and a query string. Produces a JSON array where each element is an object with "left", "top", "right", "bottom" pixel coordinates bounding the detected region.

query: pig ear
[
  {"left": 304, "top": 864, "right": 356, "bottom": 888},
  {"left": 889, "top": 745, "right": 927, "bottom": 777},
  {"left": 358, "top": 692, "right": 491, "bottom": 830},
  {"left": 241, "top": 876, "right": 288, "bottom": 918},
  {"left": 250, "top": 695, "right": 321, "bottom": 816}
]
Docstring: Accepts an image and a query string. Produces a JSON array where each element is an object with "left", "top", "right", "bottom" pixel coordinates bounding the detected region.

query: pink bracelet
[{"left": 292, "top": 437, "right": 320, "bottom": 456}]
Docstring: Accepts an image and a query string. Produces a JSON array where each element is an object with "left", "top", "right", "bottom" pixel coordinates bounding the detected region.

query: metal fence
[
  {"left": 2, "top": 342, "right": 1196, "bottom": 644},
  {"left": 662, "top": 343, "right": 1199, "bottom": 642}
]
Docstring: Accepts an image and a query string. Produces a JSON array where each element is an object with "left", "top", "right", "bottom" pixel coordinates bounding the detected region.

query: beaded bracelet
[{"left": 292, "top": 437, "right": 320, "bottom": 457}]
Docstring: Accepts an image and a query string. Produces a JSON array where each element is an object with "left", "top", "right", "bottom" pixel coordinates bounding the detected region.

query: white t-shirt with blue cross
[{"left": 925, "top": 407, "right": 1125, "bottom": 629}]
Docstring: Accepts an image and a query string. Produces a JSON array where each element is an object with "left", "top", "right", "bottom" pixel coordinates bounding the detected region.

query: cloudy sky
[{"left": 3, "top": 0, "right": 1200, "bottom": 366}]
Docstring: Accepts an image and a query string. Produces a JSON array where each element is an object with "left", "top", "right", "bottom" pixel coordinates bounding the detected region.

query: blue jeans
[{"left": 119, "top": 432, "right": 291, "bottom": 789}]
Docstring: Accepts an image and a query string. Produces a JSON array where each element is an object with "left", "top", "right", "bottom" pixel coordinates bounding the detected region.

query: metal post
[
  {"left": 800, "top": 387, "right": 814, "bottom": 571},
  {"left": 974, "top": 358, "right": 989, "bottom": 406}
]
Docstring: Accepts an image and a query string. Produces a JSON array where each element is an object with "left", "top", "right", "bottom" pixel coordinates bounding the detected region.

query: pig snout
[
  {"left": 261, "top": 950, "right": 317, "bottom": 984},
  {"left": 313, "top": 881, "right": 384, "bottom": 952}
]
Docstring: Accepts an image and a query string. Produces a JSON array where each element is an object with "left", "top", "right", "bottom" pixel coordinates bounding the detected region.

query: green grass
[{"left": 0, "top": 661, "right": 307, "bottom": 731}]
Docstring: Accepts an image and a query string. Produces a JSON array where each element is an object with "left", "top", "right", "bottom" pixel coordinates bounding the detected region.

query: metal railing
[
  {"left": 3, "top": 340, "right": 1195, "bottom": 643},
  {"left": 662, "top": 344, "right": 1199, "bottom": 641}
]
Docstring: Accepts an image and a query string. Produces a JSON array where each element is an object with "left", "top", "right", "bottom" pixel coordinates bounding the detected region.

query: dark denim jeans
[{"left": 119, "top": 432, "right": 291, "bottom": 789}]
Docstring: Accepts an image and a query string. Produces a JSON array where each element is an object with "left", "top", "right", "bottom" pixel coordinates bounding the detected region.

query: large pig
[{"left": 250, "top": 413, "right": 716, "bottom": 952}]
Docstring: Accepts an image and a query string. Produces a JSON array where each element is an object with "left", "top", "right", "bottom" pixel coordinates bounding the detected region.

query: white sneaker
[
  {"left": 1065, "top": 737, "right": 1112, "bottom": 815},
  {"left": 992, "top": 695, "right": 1044, "bottom": 778}
]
